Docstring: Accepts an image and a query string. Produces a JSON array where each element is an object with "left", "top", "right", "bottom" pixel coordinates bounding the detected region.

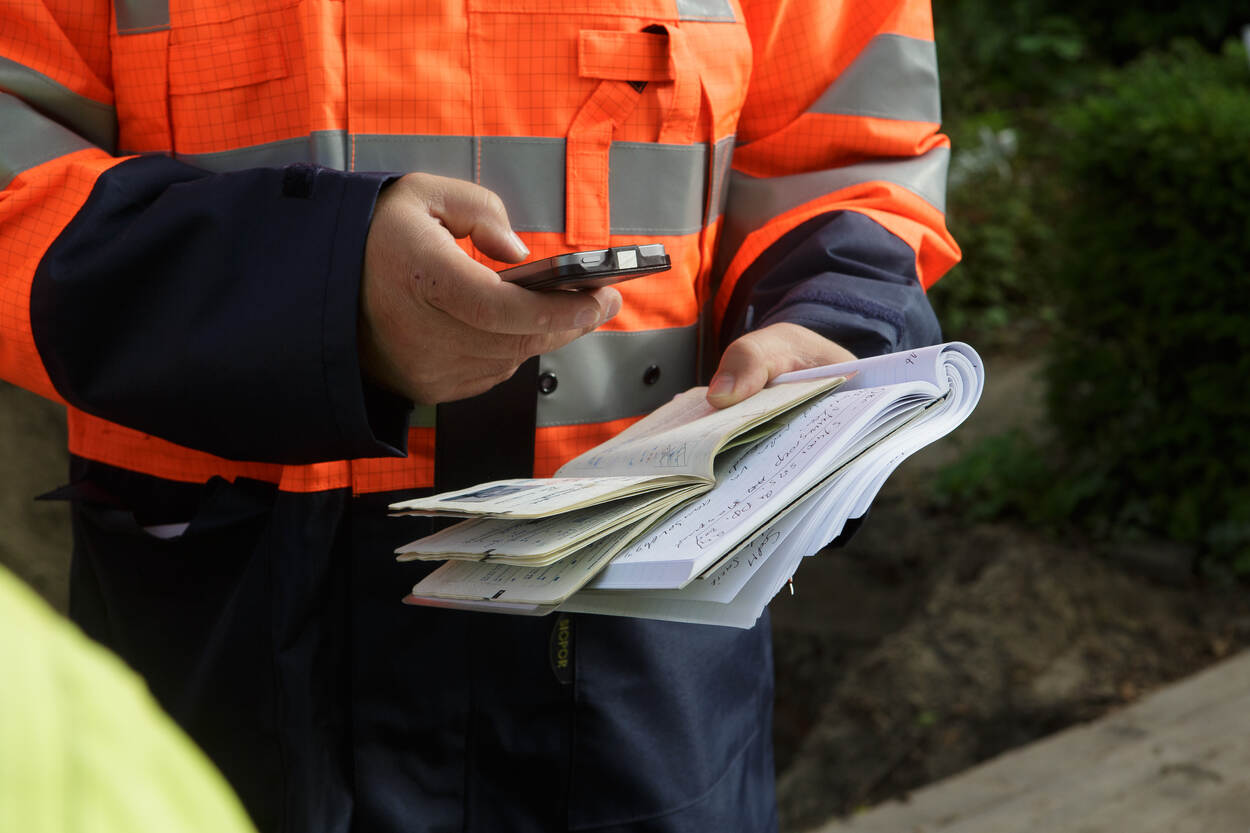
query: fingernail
[
  {"left": 708, "top": 373, "right": 736, "bottom": 399},
  {"left": 508, "top": 231, "right": 530, "bottom": 258},
  {"left": 602, "top": 291, "right": 622, "bottom": 321}
]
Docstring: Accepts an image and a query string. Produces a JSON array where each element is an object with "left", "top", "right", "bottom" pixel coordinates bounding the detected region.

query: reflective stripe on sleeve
[
  {"left": 0, "top": 57, "right": 116, "bottom": 151},
  {"left": 707, "top": 135, "right": 735, "bottom": 223},
  {"left": 0, "top": 94, "right": 98, "bottom": 188},
  {"left": 718, "top": 145, "right": 950, "bottom": 267},
  {"left": 810, "top": 34, "right": 941, "bottom": 124},
  {"left": 674, "top": 0, "right": 737, "bottom": 21},
  {"left": 407, "top": 325, "right": 698, "bottom": 429},
  {"left": 115, "top": 0, "right": 170, "bottom": 34},
  {"left": 172, "top": 134, "right": 726, "bottom": 237}
]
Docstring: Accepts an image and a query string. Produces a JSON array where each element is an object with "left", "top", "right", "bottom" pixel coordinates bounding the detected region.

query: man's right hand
[{"left": 359, "top": 173, "right": 621, "bottom": 405}]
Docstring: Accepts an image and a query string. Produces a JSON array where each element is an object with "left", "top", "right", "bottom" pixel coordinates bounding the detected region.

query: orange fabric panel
[
  {"left": 351, "top": 428, "right": 436, "bottom": 494},
  {"left": 679, "top": 19, "right": 753, "bottom": 140},
  {"left": 345, "top": 1, "right": 473, "bottom": 137},
  {"left": 68, "top": 410, "right": 441, "bottom": 495},
  {"left": 167, "top": 28, "right": 289, "bottom": 96},
  {"left": 112, "top": 1, "right": 348, "bottom": 152},
  {"left": 301, "top": 0, "right": 348, "bottom": 134},
  {"left": 0, "top": 150, "right": 122, "bottom": 403},
  {"left": 161, "top": 5, "right": 313, "bottom": 154},
  {"left": 736, "top": 0, "right": 935, "bottom": 146},
  {"left": 565, "top": 78, "right": 643, "bottom": 246},
  {"left": 111, "top": 29, "right": 171, "bottom": 151},
  {"left": 67, "top": 408, "right": 289, "bottom": 487},
  {"left": 732, "top": 113, "right": 945, "bottom": 179},
  {"left": 2, "top": 0, "right": 113, "bottom": 107},
  {"left": 578, "top": 30, "right": 673, "bottom": 82},
  {"left": 467, "top": 0, "right": 672, "bottom": 14}
]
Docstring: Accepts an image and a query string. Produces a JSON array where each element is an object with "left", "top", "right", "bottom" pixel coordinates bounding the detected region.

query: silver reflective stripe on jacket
[
  {"left": 674, "top": 0, "right": 737, "bottom": 21},
  {"left": 718, "top": 146, "right": 950, "bottom": 272},
  {"left": 811, "top": 34, "right": 941, "bottom": 124},
  {"left": 116, "top": 0, "right": 729, "bottom": 30},
  {"left": 172, "top": 134, "right": 728, "bottom": 237},
  {"left": 408, "top": 326, "right": 698, "bottom": 428},
  {"left": 0, "top": 93, "right": 99, "bottom": 188},
  {"left": 115, "top": 0, "right": 170, "bottom": 34},
  {"left": 715, "top": 30, "right": 947, "bottom": 270},
  {"left": 0, "top": 57, "right": 116, "bottom": 152}
]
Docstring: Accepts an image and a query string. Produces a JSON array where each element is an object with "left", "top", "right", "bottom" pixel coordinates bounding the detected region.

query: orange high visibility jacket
[{"left": 0, "top": 0, "right": 958, "bottom": 496}]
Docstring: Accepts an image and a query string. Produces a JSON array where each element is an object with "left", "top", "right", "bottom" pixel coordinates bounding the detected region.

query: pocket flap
[
  {"left": 169, "top": 29, "right": 289, "bottom": 95},
  {"left": 578, "top": 30, "right": 673, "bottom": 82}
]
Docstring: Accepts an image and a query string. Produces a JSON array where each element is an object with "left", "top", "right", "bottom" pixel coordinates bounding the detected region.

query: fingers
[
  {"left": 707, "top": 323, "right": 857, "bottom": 409},
  {"left": 360, "top": 172, "right": 629, "bottom": 405},
  {"left": 415, "top": 174, "right": 531, "bottom": 264},
  {"left": 383, "top": 174, "right": 620, "bottom": 336},
  {"left": 416, "top": 240, "right": 622, "bottom": 335}
]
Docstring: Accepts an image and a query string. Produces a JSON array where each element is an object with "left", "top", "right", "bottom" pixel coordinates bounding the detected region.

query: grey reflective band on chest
[
  {"left": 609, "top": 142, "right": 706, "bottom": 234},
  {"left": 718, "top": 146, "right": 950, "bottom": 267},
  {"left": 115, "top": 0, "right": 170, "bottom": 33},
  {"left": 179, "top": 134, "right": 719, "bottom": 237},
  {"left": 406, "top": 326, "right": 698, "bottom": 429},
  {"left": 538, "top": 325, "right": 697, "bottom": 426},
  {"left": 0, "top": 94, "right": 97, "bottom": 188},
  {"left": 707, "top": 135, "right": 735, "bottom": 224},
  {"left": 811, "top": 34, "right": 941, "bottom": 124},
  {"left": 674, "top": 0, "right": 737, "bottom": 21},
  {"left": 0, "top": 57, "right": 117, "bottom": 151}
]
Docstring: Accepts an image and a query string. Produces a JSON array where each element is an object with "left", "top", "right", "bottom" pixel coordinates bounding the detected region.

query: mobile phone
[{"left": 499, "top": 244, "right": 670, "bottom": 291}]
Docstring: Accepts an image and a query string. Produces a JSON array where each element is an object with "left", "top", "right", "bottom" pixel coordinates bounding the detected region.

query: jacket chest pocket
[
  {"left": 466, "top": 0, "right": 751, "bottom": 245},
  {"left": 112, "top": 0, "right": 319, "bottom": 162}
]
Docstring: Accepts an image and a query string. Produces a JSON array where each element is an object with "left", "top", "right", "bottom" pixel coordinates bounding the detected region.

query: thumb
[
  {"left": 707, "top": 323, "right": 857, "bottom": 409},
  {"left": 706, "top": 336, "right": 772, "bottom": 409},
  {"left": 423, "top": 175, "right": 529, "bottom": 264}
]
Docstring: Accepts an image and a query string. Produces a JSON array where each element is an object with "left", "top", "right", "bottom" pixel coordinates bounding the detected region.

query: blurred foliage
[
  {"left": 928, "top": 1, "right": 1250, "bottom": 574},
  {"left": 929, "top": 123, "right": 1057, "bottom": 346},
  {"left": 929, "top": 0, "right": 1246, "bottom": 346},
  {"left": 933, "top": 0, "right": 1245, "bottom": 120},
  {"left": 1043, "top": 40, "right": 1250, "bottom": 572}
]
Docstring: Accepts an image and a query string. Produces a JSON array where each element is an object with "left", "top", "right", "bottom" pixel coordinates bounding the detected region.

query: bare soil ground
[
  {"left": 3, "top": 353, "right": 1247, "bottom": 833},
  {"left": 769, "top": 353, "right": 1250, "bottom": 831}
]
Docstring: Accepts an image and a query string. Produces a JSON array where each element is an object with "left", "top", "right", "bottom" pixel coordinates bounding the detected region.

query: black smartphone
[{"left": 499, "top": 244, "right": 670, "bottom": 291}]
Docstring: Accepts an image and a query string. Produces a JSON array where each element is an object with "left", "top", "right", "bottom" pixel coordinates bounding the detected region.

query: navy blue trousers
[{"left": 66, "top": 458, "right": 778, "bottom": 833}]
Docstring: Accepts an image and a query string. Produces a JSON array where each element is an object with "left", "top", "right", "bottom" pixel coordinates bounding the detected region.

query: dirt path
[{"left": 769, "top": 352, "right": 1250, "bottom": 831}]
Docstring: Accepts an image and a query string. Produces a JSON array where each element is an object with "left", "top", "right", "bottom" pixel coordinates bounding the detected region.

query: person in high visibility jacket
[
  {"left": 0, "top": 565, "right": 258, "bottom": 833},
  {"left": 1, "top": 0, "right": 959, "bottom": 831}
]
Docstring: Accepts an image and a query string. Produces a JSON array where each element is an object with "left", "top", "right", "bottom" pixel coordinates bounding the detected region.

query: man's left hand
[{"left": 706, "top": 323, "right": 856, "bottom": 409}]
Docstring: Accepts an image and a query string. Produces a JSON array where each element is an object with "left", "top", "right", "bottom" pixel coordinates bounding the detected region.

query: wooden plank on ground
[{"left": 809, "top": 651, "right": 1250, "bottom": 833}]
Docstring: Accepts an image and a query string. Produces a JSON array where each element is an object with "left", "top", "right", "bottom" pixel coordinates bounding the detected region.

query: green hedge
[
  {"left": 1041, "top": 40, "right": 1250, "bottom": 570},
  {"left": 932, "top": 39, "right": 1250, "bottom": 574}
]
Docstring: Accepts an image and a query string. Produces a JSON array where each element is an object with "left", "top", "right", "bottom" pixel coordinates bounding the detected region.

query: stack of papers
[{"left": 390, "top": 342, "right": 984, "bottom": 628}]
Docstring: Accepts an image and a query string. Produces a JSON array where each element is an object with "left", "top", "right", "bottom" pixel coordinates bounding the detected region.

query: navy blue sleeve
[
  {"left": 719, "top": 211, "right": 942, "bottom": 359},
  {"left": 30, "top": 155, "right": 412, "bottom": 465}
]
